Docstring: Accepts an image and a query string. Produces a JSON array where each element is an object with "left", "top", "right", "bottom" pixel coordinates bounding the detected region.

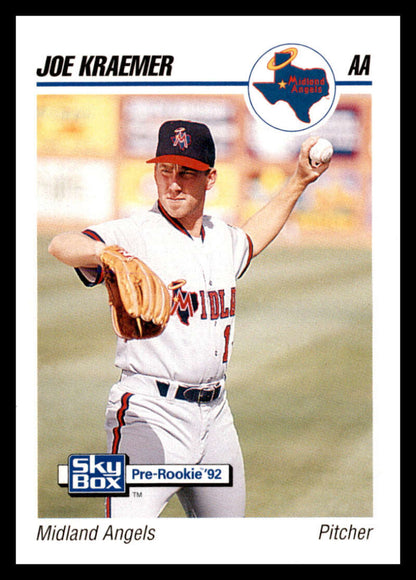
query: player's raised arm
[
  {"left": 48, "top": 231, "right": 106, "bottom": 268},
  {"left": 242, "top": 136, "right": 330, "bottom": 257}
]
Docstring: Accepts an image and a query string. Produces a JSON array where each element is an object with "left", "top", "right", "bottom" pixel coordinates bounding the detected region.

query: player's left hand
[{"left": 295, "top": 136, "right": 331, "bottom": 187}]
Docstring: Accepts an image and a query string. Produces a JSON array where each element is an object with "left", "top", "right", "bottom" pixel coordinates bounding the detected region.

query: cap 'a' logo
[
  {"left": 171, "top": 127, "right": 191, "bottom": 150},
  {"left": 248, "top": 43, "right": 337, "bottom": 132}
]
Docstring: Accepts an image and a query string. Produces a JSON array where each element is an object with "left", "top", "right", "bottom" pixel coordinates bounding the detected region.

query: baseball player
[{"left": 48, "top": 120, "right": 329, "bottom": 518}]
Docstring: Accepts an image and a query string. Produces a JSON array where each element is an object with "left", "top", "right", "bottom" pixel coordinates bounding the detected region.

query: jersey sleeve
[
  {"left": 74, "top": 228, "right": 106, "bottom": 287},
  {"left": 228, "top": 225, "right": 254, "bottom": 279},
  {"left": 74, "top": 217, "right": 141, "bottom": 287}
]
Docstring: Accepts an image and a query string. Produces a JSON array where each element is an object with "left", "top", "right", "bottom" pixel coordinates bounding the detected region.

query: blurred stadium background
[{"left": 37, "top": 93, "right": 372, "bottom": 518}]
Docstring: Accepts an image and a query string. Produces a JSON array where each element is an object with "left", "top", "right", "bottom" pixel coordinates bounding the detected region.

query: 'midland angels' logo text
[
  {"left": 37, "top": 523, "right": 156, "bottom": 544},
  {"left": 286, "top": 75, "right": 327, "bottom": 94}
]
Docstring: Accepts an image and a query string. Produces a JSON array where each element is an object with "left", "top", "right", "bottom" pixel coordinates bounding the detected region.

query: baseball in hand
[{"left": 309, "top": 138, "right": 333, "bottom": 167}]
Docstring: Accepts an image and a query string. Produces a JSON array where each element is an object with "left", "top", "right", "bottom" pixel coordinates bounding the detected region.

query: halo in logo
[{"left": 247, "top": 43, "right": 337, "bottom": 133}]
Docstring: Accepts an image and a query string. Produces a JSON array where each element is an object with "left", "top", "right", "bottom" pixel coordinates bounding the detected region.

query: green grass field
[{"left": 37, "top": 235, "right": 372, "bottom": 518}]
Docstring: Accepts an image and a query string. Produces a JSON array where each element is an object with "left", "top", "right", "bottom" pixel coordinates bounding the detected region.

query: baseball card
[{"left": 15, "top": 14, "right": 401, "bottom": 565}]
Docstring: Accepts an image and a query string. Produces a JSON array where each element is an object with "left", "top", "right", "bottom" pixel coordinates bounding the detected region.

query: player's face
[{"left": 154, "top": 163, "right": 216, "bottom": 224}]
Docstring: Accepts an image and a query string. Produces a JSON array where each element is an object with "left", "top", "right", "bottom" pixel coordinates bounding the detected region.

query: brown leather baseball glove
[{"left": 100, "top": 245, "right": 171, "bottom": 340}]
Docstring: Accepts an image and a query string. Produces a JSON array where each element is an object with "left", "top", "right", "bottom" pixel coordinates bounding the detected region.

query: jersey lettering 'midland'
[
  {"left": 170, "top": 286, "right": 236, "bottom": 325},
  {"left": 75, "top": 203, "right": 253, "bottom": 384}
]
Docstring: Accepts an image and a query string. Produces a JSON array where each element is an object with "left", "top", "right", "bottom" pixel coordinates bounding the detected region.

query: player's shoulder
[
  {"left": 130, "top": 204, "right": 167, "bottom": 229},
  {"left": 203, "top": 213, "right": 245, "bottom": 238}
]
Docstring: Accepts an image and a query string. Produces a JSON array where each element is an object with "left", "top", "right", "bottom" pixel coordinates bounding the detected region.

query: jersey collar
[{"left": 157, "top": 201, "right": 205, "bottom": 242}]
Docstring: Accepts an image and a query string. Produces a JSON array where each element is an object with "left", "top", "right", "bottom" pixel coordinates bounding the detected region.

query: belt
[{"left": 156, "top": 380, "right": 222, "bottom": 403}]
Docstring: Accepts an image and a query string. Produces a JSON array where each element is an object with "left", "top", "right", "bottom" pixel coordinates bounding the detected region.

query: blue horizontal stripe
[
  {"left": 36, "top": 80, "right": 249, "bottom": 87},
  {"left": 36, "top": 79, "right": 372, "bottom": 87},
  {"left": 335, "top": 80, "right": 372, "bottom": 86}
]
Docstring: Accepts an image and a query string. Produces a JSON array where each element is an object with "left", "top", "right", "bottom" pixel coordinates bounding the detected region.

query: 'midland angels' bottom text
[{"left": 37, "top": 524, "right": 156, "bottom": 544}]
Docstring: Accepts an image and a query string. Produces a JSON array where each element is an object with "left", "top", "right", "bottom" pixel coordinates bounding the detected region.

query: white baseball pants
[{"left": 104, "top": 375, "right": 246, "bottom": 518}]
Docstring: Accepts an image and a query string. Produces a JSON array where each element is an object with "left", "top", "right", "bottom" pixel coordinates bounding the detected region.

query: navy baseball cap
[{"left": 146, "top": 120, "right": 216, "bottom": 171}]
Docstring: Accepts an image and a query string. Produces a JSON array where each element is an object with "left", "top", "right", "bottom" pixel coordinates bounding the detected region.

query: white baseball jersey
[{"left": 76, "top": 202, "right": 253, "bottom": 386}]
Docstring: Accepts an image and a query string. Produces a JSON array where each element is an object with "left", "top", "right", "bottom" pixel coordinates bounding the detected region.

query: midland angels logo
[
  {"left": 247, "top": 43, "right": 337, "bottom": 132},
  {"left": 171, "top": 285, "right": 198, "bottom": 325},
  {"left": 171, "top": 127, "right": 191, "bottom": 150}
]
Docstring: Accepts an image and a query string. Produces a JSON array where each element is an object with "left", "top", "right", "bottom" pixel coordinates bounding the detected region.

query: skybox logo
[
  {"left": 248, "top": 43, "right": 337, "bottom": 132},
  {"left": 66, "top": 454, "right": 126, "bottom": 495}
]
